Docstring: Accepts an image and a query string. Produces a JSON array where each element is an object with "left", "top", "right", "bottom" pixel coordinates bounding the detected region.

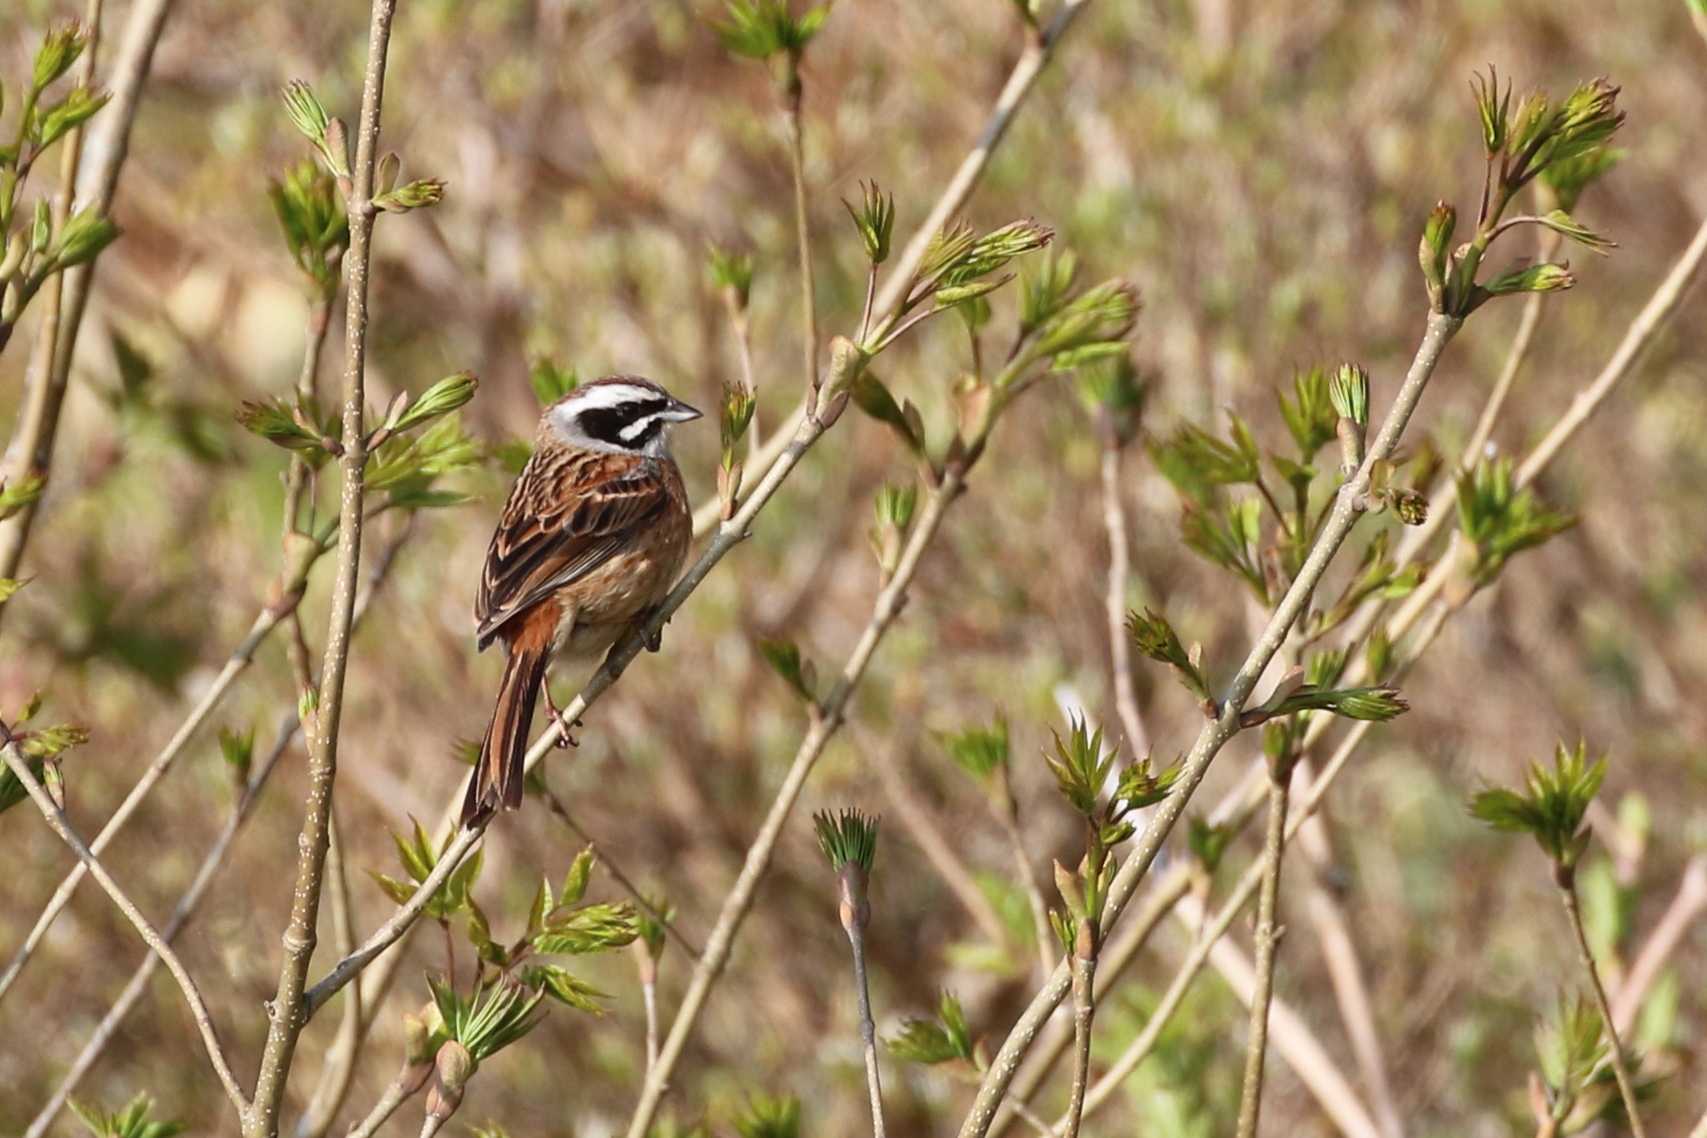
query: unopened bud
[{"left": 424, "top": 1040, "right": 475, "bottom": 1123}]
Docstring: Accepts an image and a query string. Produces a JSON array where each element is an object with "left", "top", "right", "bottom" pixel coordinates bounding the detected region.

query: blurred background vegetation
[{"left": 1, "top": 0, "right": 1704, "bottom": 1134}]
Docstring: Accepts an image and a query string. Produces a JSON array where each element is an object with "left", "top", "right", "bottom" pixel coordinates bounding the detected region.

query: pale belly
[{"left": 549, "top": 532, "right": 688, "bottom": 662}]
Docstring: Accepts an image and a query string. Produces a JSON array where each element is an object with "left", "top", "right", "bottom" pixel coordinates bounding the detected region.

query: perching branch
[
  {"left": 247, "top": 1, "right": 398, "bottom": 1132},
  {"left": 0, "top": 734, "right": 250, "bottom": 1118}
]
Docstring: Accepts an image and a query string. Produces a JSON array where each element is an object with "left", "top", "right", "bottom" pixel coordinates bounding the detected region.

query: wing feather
[{"left": 475, "top": 450, "right": 669, "bottom": 648}]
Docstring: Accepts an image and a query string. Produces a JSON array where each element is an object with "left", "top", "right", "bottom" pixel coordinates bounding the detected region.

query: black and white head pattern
[{"left": 547, "top": 376, "right": 703, "bottom": 456}]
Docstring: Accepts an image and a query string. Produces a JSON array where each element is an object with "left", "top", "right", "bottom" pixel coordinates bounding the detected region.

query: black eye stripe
[{"left": 577, "top": 398, "right": 671, "bottom": 446}]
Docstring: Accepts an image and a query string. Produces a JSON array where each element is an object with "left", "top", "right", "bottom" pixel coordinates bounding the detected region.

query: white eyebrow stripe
[{"left": 565, "top": 383, "right": 660, "bottom": 412}]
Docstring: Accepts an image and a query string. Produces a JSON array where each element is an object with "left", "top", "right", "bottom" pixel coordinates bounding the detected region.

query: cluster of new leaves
[
  {"left": 733, "top": 1093, "right": 803, "bottom": 1138},
  {"left": 1046, "top": 717, "right": 1179, "bottom": 955},
  {"left": 886, "top": 991, "right": 976, "bottom": 1066},
  {"left": 940, "top": 716, "right": 1010, "bottom": 784},
  {"left": 1422, "top": 71, "right": 1623, "bottom": 315},
  {"left": 1454, "top": 457, "right": 1577, "bottom": 590},
  {"left": 368, "top": 817, "right": 485, "bottom": 921},
  {"left": 714, "top": 0, "right": 827, "bottom": 65},
  {"left": 1470, "top": 740, "right": 1607, "bottom": 873},
  {"left": 0, "top": 692, "right": 88, "bottom": 816},
  {"left": 1533, "top": 993, "right": 1623, "bottom": 1134},
  {"left": 1150, "top": 363, "right": 1424, "bottom": 611},
  {"left": 267, "top": 160, "right": 347, "bottom": 299},
  {"left": 0, "top": 23, "right": 119, "bottom": 353},
  {"left": 68, "top": 1093, "right": 183, "bottom": 1138},
  {"left": 868, "top": 482, "right": 918, "bottom": 579},
  {"left": 397, "top": 846, "right": 638, "bottom": 1127}
]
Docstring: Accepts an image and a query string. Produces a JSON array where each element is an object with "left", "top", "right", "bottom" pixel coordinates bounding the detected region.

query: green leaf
[
  {"left": 235, "top": 397, "right": 331, "bottom": 455},
  {"left": 217, "top": 725, "right": 254, "bottom": 783},
  {"left": 1045, "top": 715, "right": 1115, "bottom": 818},
  {"left": 32, "top": 23, "right": 88, "bottom": 93},
  {"left": 0, "top": 578, "right": 23, "bottom": 606},
  {"left": 842, "top": 179, "right": 894, "bottom": 265},
  {"left": 524, "top": 963, "right": 611, "bottom": 1015},
  {"left": 1455, "top": 458, "right": 1577, "bottom": 588},
  {"left": 1470, "top": 740, "right": 1607, "bottom": 869},
  {"left": 48, "top": 206, "right": 120, "bottom": 270},
  {"left": 530, "top": 358, "right": 579, "bottom": 405},
  {"left": 884, "top": 991, "right": 974, "bottom": 1064},
  {"left": 849, "top": 372, "right": 923, "bottom": 455},
  {"left": 940, "top": 718, "right": 1009, "bottom": 782},
  {"left": 36, "top": 86, "right": 109, "bottom": 149},
  {"left": 706, "top": 243, "right": 754, "bottom": 307},
  {"left": 560, "top": 846, "right": 596, "bottom": 907},
  {"left": 372, "top": 177, "right": 447, "bottom": 213},
  {"left": 1277, "top": 366, "right": 1338, "bottom": 459},
  {"left": 714, "top": 0, "right": 828, "bottom": 59},
  {"left": 388, "top": 371, "right": 479, "bottom": 434},
  {"left": 0, "top": 473, "right": 44, "bottom": 521},
  {"left": 533, "top": 901, "right": 639, "bottom": 955},
  {"left": 758, "top": 638, "right": 817, "bottom": 703},
  {"left": 1126, "top": 608, "right": 1212, "bottom": 703},
  {"left": 69, "top": 1092, "right": 184, "bottom": 1138},
  {"left": 1269, "top": 684, "right": 1410, "bottom": 722},
  {"left": 430, "top": 974, "right": 546, "bottom": 1061},
  {"left": 733, "top": 1093, "right": 802, "bottom": 1138}
]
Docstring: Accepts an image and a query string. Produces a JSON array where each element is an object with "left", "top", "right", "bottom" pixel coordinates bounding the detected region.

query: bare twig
[
  {"left": 539, "top": 783, "right": 701, "bottom": 959},
  {"left": 343, "top": 1081, "right": 412, "bottom": 1138},
  {"left": 865, "top": 725, "right": 1009, "bottom": 947},
  {"left": 957, "top": 311, "right": 1463, "bottom": 1138},
  {"left": 1234, "top": 762, "right": 1293, "bottom": 1138},
  {"left": 0, "top": 0, "right": 173, "bottom": 587},
  {"left": 0, "top": 736, "right": 249, "bottom": 1117},
  {"left": 1610, "top": 854, "right": 1707, "bottom": 1033},
  {"left": 782, "top": 61, "right": 818, "bottom": 411},
  {"left": 624, "top": 463, "right": 968, "bottom": 1138},
  {"left": 24, "top": 716, "right": 294, "bottom": 1136},
  {"left": 26, "top": 526, "right": 409, "bottom": 1136},
  {"left": 293, "top": 812, "right": 362, "bottom": 1138},
  {"left": 1061, "top": 945, "right": 1095, "bottom": 1138},
  {"left": 691, "top": 0, "right": 1092, "bottom": 538},
  {"left": 1293, "top": 780, "right": 1405, "bottom": 1138},
  {"left": 846, "top": 915, "right": 887, "bottom": 1138},
  {"left": 0, "top": 572, "right": 316, "bottom": 1005},
  {"left": 1558, "top": 879, "right": 1648, "bottom": 1138},
  {"left": 248, "top": 2, "right": 398, "bottom": 1132},
  {"left": 1100, "top": 439, "right": 1150, "bottom": 756},
  {"left": 996, "top": 768, "right": 1059, "bottom": 982}
]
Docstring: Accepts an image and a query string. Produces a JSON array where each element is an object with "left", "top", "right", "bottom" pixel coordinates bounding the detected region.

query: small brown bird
[{"left": 463, "top": 376, "right": 701, "bottom": 826}]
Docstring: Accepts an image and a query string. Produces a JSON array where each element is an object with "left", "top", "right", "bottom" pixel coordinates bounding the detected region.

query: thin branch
[
  {"left": 538, "top": 783, "right": 702, "bottom": 959},
  {"left": 1610, "top": 854, "right": 1707, "bottom": 1033},
  {"left": 0, "top": 736, "right": 250, "bottom": 1117},
  {"left": 956, "top": 310, "right": 1463, "bottom": 1138},
  {"left": 24, "top": 715, "right": 294, "bottom": 1136},
  {"left": 0, "top": 0, "right": 172, "bottom": 587},
  {"left": 1100, "top": 439, "right": 1150, "bottom": 757},
  {"left": 24, "top": 525, "right": 410, "bottom": 1137},
  {"left": 343, "top": 1081, "right": 412, "bottom": 1138},
  {"left": 782, "top": 59, "right": 818, "bottom": 410},
  {"left": 1060, "top": 946, "right": 1095, "bottom": 1138},
  {"left": 1188, "top": 895, "right": 1385, "bottom": 1138},
  {"left": 1293, "top": 778, "right": 1406, "bottom": 1138},
  {"left": 0, "top": 558, "right": 318, "bottom": 1005},
  {"left": 248, "top": 2, "right": 398, "bottom": 1132},
  {"left": 846, "top": 918, "right": 888, "bottom": 1138},
  {"left": 1234, "top": 762, "right": 1293, "bottom": 1138},
  {"left": 864, "top": 724, "right": 1009, "bottom": 947},
  {"left": 1559, "top": 881, "right": 1648, "bottom": 1138},
  {"left": 690, "top": 0, "right": 1092, "bottom": 538},
  {"left": 995, "top": 769, "right": 1058, "bottom": 982},
  {"left": 623, "top": 464, "right": 968, "bottom": 1138}
]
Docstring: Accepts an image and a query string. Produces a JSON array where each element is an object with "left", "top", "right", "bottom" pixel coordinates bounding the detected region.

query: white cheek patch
[{"left": 618, "top": 413, "right": 664, "bottom": 442}]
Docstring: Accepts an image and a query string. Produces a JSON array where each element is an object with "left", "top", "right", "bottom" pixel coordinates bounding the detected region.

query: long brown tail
[{"left": 462, "top": 641, "right": 548, "bottom": 826}]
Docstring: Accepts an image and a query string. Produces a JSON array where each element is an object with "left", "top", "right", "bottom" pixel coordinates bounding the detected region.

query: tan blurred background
[{"left": 1, "top": 0, "right": 1704, "bottom": 1134}]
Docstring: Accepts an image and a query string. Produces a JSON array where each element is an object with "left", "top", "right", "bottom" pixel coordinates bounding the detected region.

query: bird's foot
[{"left": 543, "top": 689, "right": 583, "bottom": 749}]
